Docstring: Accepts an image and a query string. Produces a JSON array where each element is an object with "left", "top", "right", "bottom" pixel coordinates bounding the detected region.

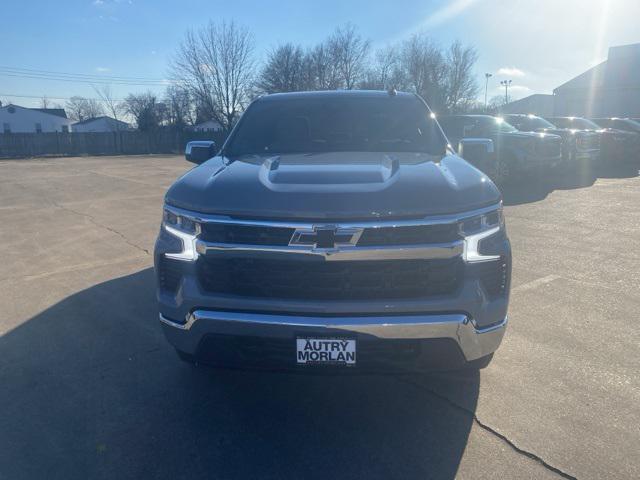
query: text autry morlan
[{"left": 296, "top": 339, "right": 356, "bottom": 364}]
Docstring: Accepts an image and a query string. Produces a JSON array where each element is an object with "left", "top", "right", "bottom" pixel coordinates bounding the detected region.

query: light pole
[
  {"left": 500, "top": 80, "right": 512, "bottom": 105},
  {"left": 484, "top": 73, "right": 492, "bottom": 111}
]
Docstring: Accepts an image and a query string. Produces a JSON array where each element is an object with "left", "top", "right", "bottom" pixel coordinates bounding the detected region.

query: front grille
[
  {"left": 158, "top": 258, "right": 183, "bottom": 293},
  {"left": 200, "top": 221, "right": 461, "bottom": 247},
  {"left": 197, "top": 257, "right": 461, "bottom": 300},
  {"left": 200, "top": 223, "right": 295, "bottom": 246},
  {"left": 535, "top": 139, "right": 561, "bottom": 157},
  {"left": 357, "top": 223, "right": 460, "bottom": 246},
  {"left": 577, "top": 133, "right": 599, "bottom": 150}
]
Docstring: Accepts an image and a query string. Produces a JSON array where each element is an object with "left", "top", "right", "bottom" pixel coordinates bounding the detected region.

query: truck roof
[{"left": 256, "top": 90, "right": 416, "bottom": 102}]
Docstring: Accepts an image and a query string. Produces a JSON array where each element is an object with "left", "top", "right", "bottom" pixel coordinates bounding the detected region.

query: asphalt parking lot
[{"left": 1, "top": 154, "right": 639, "bottom": 480}]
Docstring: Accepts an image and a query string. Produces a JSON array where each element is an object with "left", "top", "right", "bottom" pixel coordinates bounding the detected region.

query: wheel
[
  {"left": 464, "top": 353, "right": 494, "bottom": 370},
  {"left": 175, "top": 348, "right": 198, "bottom": 365}
]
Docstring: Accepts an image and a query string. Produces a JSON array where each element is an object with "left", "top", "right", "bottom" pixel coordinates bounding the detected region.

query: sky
[{"left": 2, "top": 0, "right": 640, "bottom": 109}]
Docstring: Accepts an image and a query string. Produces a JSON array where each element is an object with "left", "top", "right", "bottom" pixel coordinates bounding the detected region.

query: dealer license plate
[{"left": 296, "top": 337, "right": 356, "bottom": 365}]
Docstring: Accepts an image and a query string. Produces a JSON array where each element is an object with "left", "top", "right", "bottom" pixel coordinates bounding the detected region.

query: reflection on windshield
[
  {"left": 528, "top": 117, "right": 556, "bottom": 129},
  {"left": 493, "top": 117, "right": 518, "bottom": 133}
]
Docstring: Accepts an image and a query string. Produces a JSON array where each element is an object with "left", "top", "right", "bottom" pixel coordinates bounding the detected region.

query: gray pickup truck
[
  {"left": 155, "top": 90, "right": 511, "bottom": 372},
  {"left": 438, "top": 115, "right": 563, "bottom": 184}
]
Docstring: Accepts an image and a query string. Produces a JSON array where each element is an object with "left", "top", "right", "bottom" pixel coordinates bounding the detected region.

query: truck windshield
[
  {"left": 225, "top": 96, "right": 446, "bottom": 156},
  {"left": 491, "top": 117, "right": 518, "bottom": 133},
  {"left": 525, "top": 116, "right": 556, "bottom": 130}
]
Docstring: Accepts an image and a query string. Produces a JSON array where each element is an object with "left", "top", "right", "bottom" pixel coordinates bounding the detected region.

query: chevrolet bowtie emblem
[{"left": 289, "top": 226, "right": 363, "bottom": 249}]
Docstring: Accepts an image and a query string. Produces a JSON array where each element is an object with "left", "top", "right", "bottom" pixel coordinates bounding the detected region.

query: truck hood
[{"left": 165, "top": 152, "right": 501, "bottom": 220}]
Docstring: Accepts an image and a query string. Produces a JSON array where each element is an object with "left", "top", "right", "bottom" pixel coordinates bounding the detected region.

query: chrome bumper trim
[
  {"left": 159, "top": 313, "right": 196, "bottom": 330},
  {"left": 195, "top": 240, "right": 464, "bottom": 261},
  {"left": 159, "top": 311, "right": 508, "bottom": 361}
]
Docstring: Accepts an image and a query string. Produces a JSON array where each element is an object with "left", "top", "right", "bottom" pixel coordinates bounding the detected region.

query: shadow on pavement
[
  {"left": 0, "top": 268, "right": 479, "bottom": 480},
  {"left": 501, "top": 176, "right": 558, "bottom": 206},
  {"left": 502, "top": 161, "right": 638, "bottom": 206},
  {"left": 594, "top": 162, "right": 639, "bottom": 179}
]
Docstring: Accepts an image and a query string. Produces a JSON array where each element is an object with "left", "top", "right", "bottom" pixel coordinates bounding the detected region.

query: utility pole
[
  {"left": 484, "top": 73, "right": 492, "bottom": 111},
  {"left": 500, "top": 80, "right": 512, "bottom": 105}
]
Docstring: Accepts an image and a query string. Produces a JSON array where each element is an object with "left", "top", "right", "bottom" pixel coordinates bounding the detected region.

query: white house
[
  {"left": 72, "top": 116, "right": 131, "bottom": 132},
  {"left": 192, "top": 119, "right": 223, "bottom": 132},
  {"left": 0, "top": 104, "right": 73, "bottom": 133}
]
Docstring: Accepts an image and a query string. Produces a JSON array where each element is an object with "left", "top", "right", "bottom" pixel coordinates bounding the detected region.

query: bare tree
[
  {"left": 257, "top": 43, "right": 306, "bottom": 93},
  {"left": 364, "top": 35, "right": 479, "bottom": 113},
  {"left": 487, "top": 95, "right": 507, "bottom": 114},
  {"left": 65, "top": 97, "right": 87, "bottom": 121},
  {"left": 393, "top": 34, "right": 448, "bottom": 111},
  {"left": 327, "top": 24, "right": 370, "bottom": 89},
  {"left": 40, "top": 96, "right": 50, "bottom": 108},
  {"left": 65, "top": 96, "right": 104, "bottom": 122},
  {"left": 461, "top": 99, "right": 488, "bottom": 114},
  {"left": 123, "top": 92, "right": 159, "bottom": 131},
  {"left": 171, "top": 20, "right": 255, "bottom": 132},
  {"left": 360, "top": 45, "right": 400, "bottom": 90},
  {"left": 94, "top": 85, "right": 124, "bottom": 126},
  {"left": 444, "top": 41, "right": 479, "bottom": 113},
  {"left": 304, "top": 43, "right": 341, "bottom": 90},
  {"left": 163, "top": 85, "right": 193, "bottom": 128}
]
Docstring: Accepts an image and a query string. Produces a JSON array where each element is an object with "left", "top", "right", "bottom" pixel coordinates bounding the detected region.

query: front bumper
[{"left": 160, "top": 310, "right": 507, "bottom": 371}]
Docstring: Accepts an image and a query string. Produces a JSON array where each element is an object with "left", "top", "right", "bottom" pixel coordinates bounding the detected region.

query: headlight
[
  {"left": 163, "top": 208, "right": 200, "bottom": 235},
  {"left": 459, "top": 207, "right": 504, "bottom": 262},
  {"left": 162, "top": 207, "right": 200, "bottom": 261}
]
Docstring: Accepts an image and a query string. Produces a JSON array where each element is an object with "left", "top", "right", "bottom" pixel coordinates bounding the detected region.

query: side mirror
[
  {"left": 185, "top": 141, "right": 216, "bottom": 164},
  {"left": 458, "top": 138, "right": 494, "bottom": 163}
]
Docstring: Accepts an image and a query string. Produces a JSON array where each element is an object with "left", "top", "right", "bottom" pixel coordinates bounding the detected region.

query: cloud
[
  {"left": 495, "top": 84, "right": 530, "bottom": 93},
  {"left": 92, "top": 0, "right": 104, "bottom": 5},
  {"left": 419, "top": 0, "right": 481, "bottom": 29},
  {"left": 497, "top": 67, "right": 526, "bottom": 77},
  {"left": 95, "top": 67, "right": 110, "bottom": 73}
]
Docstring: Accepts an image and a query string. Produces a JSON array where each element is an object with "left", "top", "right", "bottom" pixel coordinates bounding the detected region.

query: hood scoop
[{"left": 259, "top": 153, "right": 400, "bottom": 192}]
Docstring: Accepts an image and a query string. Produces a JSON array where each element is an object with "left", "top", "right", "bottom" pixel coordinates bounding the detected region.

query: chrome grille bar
[
  {"left": 164, "top": 204, "right": 501, "bottom": 229},
  {"left": 195, "top": 240, "right": 464, "bottom": 261}
]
